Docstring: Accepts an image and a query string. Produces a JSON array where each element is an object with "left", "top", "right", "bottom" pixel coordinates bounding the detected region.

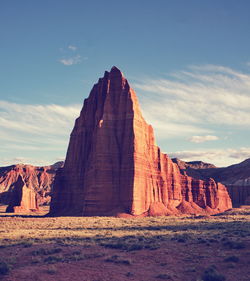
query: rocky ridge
[{"left": 173, "top": 158, "right": 250, "bottom": 206}]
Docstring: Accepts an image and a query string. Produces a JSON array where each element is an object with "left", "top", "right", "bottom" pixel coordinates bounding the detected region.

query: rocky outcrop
[
  {"left": 50, "top": 66, "right": 232, "bottom": 216},
  {"left": 173, "top": 158, "right": 250, "bottom": 207},
  {"left": 6, "top": 175, "right": 38, "bottom": 213},
  {"left": 0, "top": 162, "right": 63, "bottom": 210}
]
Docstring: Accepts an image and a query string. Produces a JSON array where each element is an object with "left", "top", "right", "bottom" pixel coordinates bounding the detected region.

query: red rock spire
[{"left": 50, "top": 67, "right": 232, "bottom": 216}]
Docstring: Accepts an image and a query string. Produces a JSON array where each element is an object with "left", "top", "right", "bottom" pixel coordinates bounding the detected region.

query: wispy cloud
[
  {"left": 189, "top": 135, "right": 219, "bottom": 143},
  {"left": 169, "top": 147, "right": 250, "bottom": 167},
  {"left": 59, "top": 55, "right": 82, "bottom": 66},
  {"left": 0, "top": 101, "right": 80, "bottom": 136},
  {"left": 68, "top": 45, "right": 77, "bottom": 51},
  {"left": 0, "top": 101, "right": 81, "bottom": 165},
  {"left": 134, "top": 64, "right": 250, "bottom": 140}
]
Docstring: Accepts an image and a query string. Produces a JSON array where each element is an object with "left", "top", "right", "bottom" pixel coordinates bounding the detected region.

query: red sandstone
[
  {"left": 0, "top": 162, "right": 62, "bottom": 212},
  {"left": 49, "top": 67, "right": 232, "bottom": 216}
]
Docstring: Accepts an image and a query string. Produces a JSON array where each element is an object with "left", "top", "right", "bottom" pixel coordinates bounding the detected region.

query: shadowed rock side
[
  {"left": 50, "top": 67, "right": 232, "bottom": 216},
  {"left": 6, "top": 175, "right": 38, "bottom": 213},
  {"left": 0, "top": 162, "right": 63, "bottom": 209},
  {"left": 173, "top": 158, "right": 250, "bottom": 207}
]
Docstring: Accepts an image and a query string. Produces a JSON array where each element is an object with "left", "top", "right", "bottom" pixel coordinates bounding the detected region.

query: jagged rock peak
[
  {"left": 110, "top": 65, "right": 124, "bottom": 75},
  {"left": 99, "top": 66, "right": 128, "bottom": 93}
]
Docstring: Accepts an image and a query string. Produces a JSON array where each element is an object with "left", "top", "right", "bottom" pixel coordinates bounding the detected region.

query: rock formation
[
  {"left": 173, "top": 158, "right": 250, "bottom": 207},
  {"left": 50, "top": 66, "right": 232, "bottom": 216},
  {"left": 6, "top": 175, "right": 38, "bottom": 213},
  {"left": 0, "top": 162, "right": 63, "bottom": 211},
  {"left": 172, "top": 158, "right": 216, "bottom": 170}
]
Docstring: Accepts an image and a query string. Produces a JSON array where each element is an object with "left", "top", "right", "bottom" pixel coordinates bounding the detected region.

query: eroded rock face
[
  {"left": 6, "top": 175, "right": 38, "bottom": 213},
  {"left": 50, "top": 67, "right": 232, "bottom": 216},
  {"left": 173, "top": 158, "right": 250, "bottom": 207},
  {"left": 0, "top": 162, "right": 63, "bottom": 208}
]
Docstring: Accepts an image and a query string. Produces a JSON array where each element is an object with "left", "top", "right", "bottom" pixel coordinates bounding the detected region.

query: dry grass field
[{"left": 0, "top": 205, "right": 249, "bottom": 281}]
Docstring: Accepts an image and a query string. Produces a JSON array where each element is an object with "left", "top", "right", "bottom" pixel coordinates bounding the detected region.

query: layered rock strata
[
  {"left": 173, "top": 158, "right": 250, "bottom": 207},
  {"left": 0, "top": 162, "right": 63, "bottom": 211},
  {"left": 6, "top": 175, "right": 38, "bottom": 213},
  {"left": 50, "top": 67, "right": 232, "bottom": 216}
]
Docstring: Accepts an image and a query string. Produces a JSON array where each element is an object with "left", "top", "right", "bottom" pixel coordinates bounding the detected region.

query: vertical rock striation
[
  {"left": 6, "top": 175, "right": 38, "bottom": 213},
  {"left": 173, "top": 158, "right": 250, "bottom": 207},
  {"left": 50, "top": 67, "right": 232, "bottom": 216},
  {"left": 0, "top": 162, "right": 63, "bottom": 209}
]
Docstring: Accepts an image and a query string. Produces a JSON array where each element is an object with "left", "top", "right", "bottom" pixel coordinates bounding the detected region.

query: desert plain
[{"left": 0, "top": 205, "right": 249, "bottom": 281}]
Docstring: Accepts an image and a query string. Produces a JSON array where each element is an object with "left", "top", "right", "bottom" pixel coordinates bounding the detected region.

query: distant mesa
[
  {"left": 172, "top": 158, "right": 217, "bottom": 170},
  {"left": 49, "top": 66, "right": 232, "bottom": 216}
]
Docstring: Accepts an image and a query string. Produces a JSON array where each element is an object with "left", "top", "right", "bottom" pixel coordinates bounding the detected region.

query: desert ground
[{"left": 0, "top": 206, "right": 249, "bottom": 281}]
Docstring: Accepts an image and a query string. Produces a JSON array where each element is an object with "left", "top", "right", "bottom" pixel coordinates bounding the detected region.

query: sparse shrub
[
  {"left": 31, "top": 247, "right": 62, "bottom": 256},
  {"left": 208, "top": 239, "right": 217, "bottom": 243},
  {"left": 101, "top": 240, "right": 143, "bottom": 251},
  {"left": 72, "top": 250, "right": 81, "bottom": 255},
  {"left": 0, "top": 261, "right": 10, "bottom": 275},
  {"left": 21, "top": 241, "right": 33, "bottom": 248},
  {"left": 45, "top": 265, "right": 57, "bottom": 275},
  {"left": 67, "top": 254, "right": 84, "bottom": 262},
  {"left": 223, "top": 240, "right": 245, "bottom": 249},
  {"left": 148, "top": 244, "right": 160, "bottom": 250},
  {"left": 197, "top": 238, "right": 207, "bottom": 244},
  {"left": 172, "top": 233, "right": 190, "bottom": 243},
  {"left": 125, "top": 272, "right": 134, "bottom": 277},
  {"left": 156, "top": 273, "right": 172, "bottom": 279},
  {"left": 101, "top": 242, "right": 124, "bottom": 250},
  {"left": 31, "top": 256, "right": 42, "bottom": 264},
  {"left": 83, "top": 253, "right": 105, "bottom": 259},
  {"left": 201, "top": 266, "right": 226, "bottom": 281},
  {"left": 223, "top": 256, "right": 239, "bottom": 263},
  {"left": 177, "top": 238, "right": 186, "bottom": 243},
  {"left": 126, "top": 243, "right": 143, "bottom": 251},
  {"left": 185, "top": 267, "right": 196, "bottom": 272},
  {"left": 105, "top": 255, "right": 131, "bottom": 265},
  {"left": 44, "top": 255, "right": 63, "bottom": 264}
]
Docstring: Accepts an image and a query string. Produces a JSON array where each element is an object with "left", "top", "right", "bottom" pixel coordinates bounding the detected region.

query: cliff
[{"left": 49, "top": 67, "right": 232, "bottom": 216}]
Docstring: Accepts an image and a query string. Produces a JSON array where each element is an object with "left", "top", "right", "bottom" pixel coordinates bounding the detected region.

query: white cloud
[
  {"left": 189, "top": 135, "right": 219, "bottom": 143},
  {"left": 169, "top": 147, "right": 250, "bottom": 167},
  {"left": 0, "top": 101, "right": 81, "bottom": 165},
  {"left": 0, "top": 101, "right": 80, "bottom": 135},
  {"left": 68, "top": 45, "right": 77, "bottom": 51},
  {"left": 134, "top": 64, "right": 250, "bottom": 140},
  {"left": 59, "top": 55, "right": 81, "bottom": 66}
]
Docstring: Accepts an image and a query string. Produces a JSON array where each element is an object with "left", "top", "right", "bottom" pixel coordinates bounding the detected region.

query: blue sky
[{"left": 0, "top": 0, "right": 250, "bottom": 167}]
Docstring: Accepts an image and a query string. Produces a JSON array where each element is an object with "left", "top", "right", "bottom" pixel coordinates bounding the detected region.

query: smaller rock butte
[
  {"left": 50, "top": 66, "right": 232, "bottom": 217},
  {"left": 0, "top": 163, "right": 63, "bottom": 213},
  {"left": 6, "top": 175, "right": 38, "bottom": 213}
]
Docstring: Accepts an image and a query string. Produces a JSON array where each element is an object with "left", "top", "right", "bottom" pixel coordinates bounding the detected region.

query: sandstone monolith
[{"left": 50, "top": 67, "right": 232, "bottom": 216}]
